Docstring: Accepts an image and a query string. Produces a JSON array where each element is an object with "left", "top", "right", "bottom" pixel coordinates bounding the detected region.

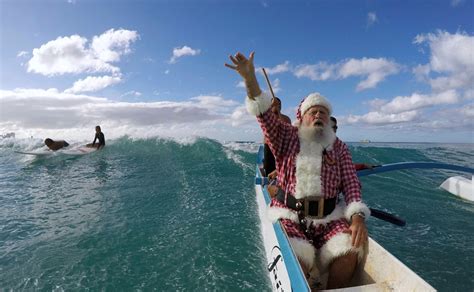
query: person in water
[
  {"left": 86, "top": 126, "right": 105, "bottom": 149},
  {"left": 226, "top": 52, "right": 369, "bottom": 289},
  {"left": 44, "top": 138, "right": 69, "bottom": 151},
  {"left": 330, "top": 116, "right": 377, "bottom": 171}
]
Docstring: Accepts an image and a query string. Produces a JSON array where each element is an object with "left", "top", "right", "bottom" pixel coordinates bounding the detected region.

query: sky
[{"left": 0, "top": 0, "right": 473, "bottom": 143}]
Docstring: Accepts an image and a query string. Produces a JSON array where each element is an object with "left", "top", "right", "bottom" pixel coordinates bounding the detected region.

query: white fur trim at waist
[{"left": 266, "top": 201, "right": 346, "bottom": 228}]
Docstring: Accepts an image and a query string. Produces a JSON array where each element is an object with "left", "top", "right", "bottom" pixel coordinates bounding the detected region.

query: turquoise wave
[{"left": 0, "top": 138, "right": 472, "bottom": 290}]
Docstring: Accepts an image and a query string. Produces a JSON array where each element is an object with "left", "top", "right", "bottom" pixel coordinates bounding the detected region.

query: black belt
[{"left": 276, "top": 189, "right": 336, "bottom": 219}]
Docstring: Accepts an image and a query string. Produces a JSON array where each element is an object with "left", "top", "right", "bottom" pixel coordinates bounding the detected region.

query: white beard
[
  {"left": 298, "top": 122, "right": 336, "bottom": 145},
  {"left": 295, "top": 122, "right": 336, "bottom": 199}
]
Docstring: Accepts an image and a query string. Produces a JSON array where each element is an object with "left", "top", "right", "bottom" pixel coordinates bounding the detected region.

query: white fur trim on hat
[
  {"left": 300, "top": 93, "right": 332, "bottom": 117},
  {"left": 316, "top": 232, "right": 366, "bottom": 272},
  {"left": 344, "top": 201, "right": 371, "bottom": 222},
  {"left": 245, "top": 91, "right": 273, "bottom": 116},
  {"left": 289, "top": 237, "right": 316, "bottom": 270}
]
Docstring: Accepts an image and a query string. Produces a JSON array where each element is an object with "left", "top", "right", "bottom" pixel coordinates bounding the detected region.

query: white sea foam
[{"left": 222, "top": 141, "right": 260, "bottom": 153}]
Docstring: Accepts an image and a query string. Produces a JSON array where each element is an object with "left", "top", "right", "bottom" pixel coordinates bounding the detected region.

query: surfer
[
  {"left": 86, "top": 126, "right": 105, "bottom": 149},
  {"left": 44, "top": 138, "right": 69, "bottom": 151},
  {"left": 226, "top": 52, "right": 369, "bottom": 289}
]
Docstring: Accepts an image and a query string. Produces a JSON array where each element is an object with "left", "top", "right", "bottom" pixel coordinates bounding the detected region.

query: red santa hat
[{"left": 295, "top": 93, "right": 333, "bottom": 126}]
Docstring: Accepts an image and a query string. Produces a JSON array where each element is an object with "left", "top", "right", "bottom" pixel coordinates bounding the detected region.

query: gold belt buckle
[{"left": 304, "top": 197, "right": 325, "bottom": 219}]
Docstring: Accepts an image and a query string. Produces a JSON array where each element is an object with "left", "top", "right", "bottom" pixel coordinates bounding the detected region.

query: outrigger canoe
[{"left": 254, "top": 145, "right": 436, "bottom": 291}]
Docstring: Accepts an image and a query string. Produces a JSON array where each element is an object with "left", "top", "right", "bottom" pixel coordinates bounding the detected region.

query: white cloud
[
  {"left": 294, "top": 62, "right": 338, "bottom": 81},
  {"left": 272, "top": 78, "right": 281, "bottom": 94},
  {"left": 294, "top": 58, "right": 400, "bottom": 91},
  {"left": 413, "top": 30, "right": 474, "bottom": 92},
  {"left": 338, "top": 58, "right": 401, "bottom": 91},
  {"left": 0, "top": 88, "right": 249, "bottom": 141},
  {"left": 17, "top": 51, "right": 29, "bottom": 58},
  {"left": 191, "top": 95, "right": 238, "bottom": 111},
  {"left": 460, "top": 103, "right": 474, "bottom": 117},
  {"left": 366, "top": 98, "right": 387, "bottom": 110},
  {"left": 27, "top": 29, "right": 139, "bottom": 76},
  {"left": 119, "top": 90, "right": 142, "bottom": 98},
  {"left": 236, "top": 81, "right": 245, "bottom": 88},
  {"left": 367, "top": 12, "right": 378, "bottom": 27},
  {"left": 347, "top": 110, "right": 418, "bottom": 125},
  {"left": 380, "top": 90, "right": 459, "bottom": 113},
  {"left": 264, "top": 61, "right": 291, "bottom": 75},
  {"left": 91, "top": 29, "right": 139, "bottom": 63},
  {"left": 169, "top": 46, "right": 201, "bottom": 64},
  {"left": 342, "top": 31, "right": 472, "bottom": 132},
  {"left": 230, "top": 105, "right": 256, "bottom": 127},
  {"left": 412, "top": 64, "right": 431, "bottom": 82},
  {"left": 65, "top": 75, "right": 122, "bottom": 93}
]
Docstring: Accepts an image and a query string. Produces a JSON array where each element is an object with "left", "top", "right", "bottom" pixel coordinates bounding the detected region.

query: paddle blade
[{"left": 369, "top": 208, "right": 406, "bottom": 227}]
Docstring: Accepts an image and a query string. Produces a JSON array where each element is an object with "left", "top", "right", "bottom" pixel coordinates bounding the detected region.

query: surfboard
[
  {"left": 61, "top": 147, "right": 98, "bottom": 156},
  {"left": 15, "top": 146, "right": 98, "bottom": 156},
  {"left": 14, "top": 150, "right": 54, "bottom": 156}
]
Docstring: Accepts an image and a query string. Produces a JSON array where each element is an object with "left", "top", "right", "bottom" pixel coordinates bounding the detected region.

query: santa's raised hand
[{"left": 225, "top": 51, "right": 261, "bottom": 99}]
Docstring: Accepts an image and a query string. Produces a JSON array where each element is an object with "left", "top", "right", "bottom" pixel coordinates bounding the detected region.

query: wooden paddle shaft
[{"left": 262, "top": 68, "right": 276, "bottom": 99}]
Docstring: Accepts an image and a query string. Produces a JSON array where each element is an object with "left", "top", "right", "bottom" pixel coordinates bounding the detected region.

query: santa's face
[{"left": 302, "top": 105, "right": 329, "bottom": 129}]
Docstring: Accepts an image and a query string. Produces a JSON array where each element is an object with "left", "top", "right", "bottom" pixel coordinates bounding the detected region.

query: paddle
[
  {"left": 369, "top": 208, "right": 406, "bottom": 227},
  {"left": 262, "top": 68, "right": 276, "bottom": 99}
]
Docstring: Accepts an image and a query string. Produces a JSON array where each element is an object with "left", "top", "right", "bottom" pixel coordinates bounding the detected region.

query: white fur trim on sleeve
[
  {"left": 245, "top": 91, "right": 273, "bottom": 116},
  {"left": 344, "top": 201, "right": 371, "bottom": 222}
]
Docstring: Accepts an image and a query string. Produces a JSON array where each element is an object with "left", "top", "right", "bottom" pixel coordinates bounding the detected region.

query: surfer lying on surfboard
[{"left": 44, "top": 138, "right": 69, "bottom": 151}]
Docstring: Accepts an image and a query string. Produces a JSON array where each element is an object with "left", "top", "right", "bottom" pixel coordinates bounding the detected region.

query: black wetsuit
[
  {"left": 93, "top": 132, "right": 105, "bottom": 148},
  {"left": 263, "top": 143, "right": 276, "bottom": 176}
]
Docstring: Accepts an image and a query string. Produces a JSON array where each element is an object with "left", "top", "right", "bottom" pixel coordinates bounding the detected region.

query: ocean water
[{"left": 0, "top": 137, "right": 473, "bottom": 291}]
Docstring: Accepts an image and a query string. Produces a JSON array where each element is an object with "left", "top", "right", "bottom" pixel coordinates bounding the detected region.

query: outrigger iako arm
[{"left": 357, "top": 162, "right": 474, "bottom": 177}]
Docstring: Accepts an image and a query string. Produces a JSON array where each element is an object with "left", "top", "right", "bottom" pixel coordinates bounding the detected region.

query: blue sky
[{"left": 1, "top": 0, "right": 473, "bottom": 142}]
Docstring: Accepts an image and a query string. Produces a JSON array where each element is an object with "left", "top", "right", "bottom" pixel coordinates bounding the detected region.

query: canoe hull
[{"left": 440, "top": 176, "right": 473, "bottom": 201}]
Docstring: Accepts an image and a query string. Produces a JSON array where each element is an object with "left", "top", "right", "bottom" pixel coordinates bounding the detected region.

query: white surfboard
[
  {"left": 61, "top": 147, "right": 98, "bottom": 156},
  {"left": 15, "top": 146, "right": 97, "bottom": 156},
  {"left": 15, "top": 149, "right": 54, "bottom": 156}
]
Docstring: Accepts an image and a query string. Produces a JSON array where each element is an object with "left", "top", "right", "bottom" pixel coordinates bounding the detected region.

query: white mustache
[{"left": 313, "top": 120, "right": 324, "bottom": 127}]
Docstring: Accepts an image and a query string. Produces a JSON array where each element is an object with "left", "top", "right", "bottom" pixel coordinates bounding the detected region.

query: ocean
[{"left": 0, "top": 137, "right": 473, "bottom": 291}]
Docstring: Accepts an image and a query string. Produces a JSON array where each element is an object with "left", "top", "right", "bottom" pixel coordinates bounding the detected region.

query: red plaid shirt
[{"left": 257, "top": 109, "right": 362, "bottom": 205}]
